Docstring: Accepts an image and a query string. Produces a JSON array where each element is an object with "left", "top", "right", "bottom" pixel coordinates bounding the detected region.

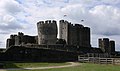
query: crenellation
[
  {"left": 10, "top": 35, "right": 16, "bottom": 39},
  {"left": 64, "top": 20, "right": 68, "bottom": 23},
  {"left": 18, "top": 32, "right": 24, "bottom": 36},
  {"left": 59, "top": 20, "right": 64, "bottom": 23},
  {"left": 48, "top": 20, "right": 51, "bottom": 24},
  {"left": 59, "top": 20, "right": 91, "bottom": 47},
  {"left": 37, "top": 21, "right": 44, "bottom": 25},
  {"left": 52, "top": 20, "right": 56, "bottom": 24},
  {"left": 84, "top": 27, "right": 90, "bottom": 30},
  {"left": 45, "top": 20, "right": 48, "bottom": 24},
  {"left": 98, "top": 38, "right": 115, "bottom": 54},
  {"left": 75, "top": 24, "right": 84, "bottom": 28}
]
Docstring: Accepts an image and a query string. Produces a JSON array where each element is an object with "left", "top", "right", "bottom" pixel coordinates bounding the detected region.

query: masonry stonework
[
  {"left": 3, "top": 20, "right": 117, "bottom": 62},
  {"left": 37, "top": 20, "right": 58, "bottom": 45},
  {"left": 59, "top": 20, "right": 91, "bottom": 47},
  {"left": 98, "top": 38, "right": 115, "bottom": 54}
]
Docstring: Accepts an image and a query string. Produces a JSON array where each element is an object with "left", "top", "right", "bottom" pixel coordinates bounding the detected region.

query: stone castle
[
  {"left": 0, "top": 20, "right": 118, "bottom": 62},
  {"left": 6, "top": 20, "right": 91, "bottom": 48},
  {"left": 59, "top": 20, "right": 90, "bottom": 47},
  {"left": 99, "top": 38, "right": 115, "bottom": 54},
  {"left": 37, "top": 20, "right": 57, "bottom": 45}
]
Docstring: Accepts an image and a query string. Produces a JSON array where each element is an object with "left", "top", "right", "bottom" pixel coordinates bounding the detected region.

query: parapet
[
  {"left": 52, "top": 20, "right": 56, "bottom": 24},
  {"left": 110, "top": 40, "right": 115, "bottom": 42},
  {"left": 103, "top": 38, "right": 109, "bottom": 41},
  {"left": 18, "top": 32, "right": 24, "bottom": 36},
  {"left": 75, "top": 24, "right": 84, "bottom": 28},
  {"left": 37, "top": 20, "right": 57, "bottom": 25},
  {"left": 59, "top": 20, "right": 70, "bottom": 24},
  {"left": 37, "top": 21, "right": 44, "bottom": 25},
  {"left": 109, "top": 40, "right": 115, "bottom": 47},
  {"left": 59, "top": 20, "right": 64, "bottom": 23},
  {"left": 10, "top": 35, "right": 17, "bottom": 39},
  {"left": 84, "top": 27, "right": 90, "bottom": 29}
]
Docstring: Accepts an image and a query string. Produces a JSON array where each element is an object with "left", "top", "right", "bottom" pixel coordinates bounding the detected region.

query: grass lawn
[
  {"left": 7, "top": 63, "right": 120, "bottom": 71},
  {"left": 3, "top": 62, "right": 70, "bottom": 68}
]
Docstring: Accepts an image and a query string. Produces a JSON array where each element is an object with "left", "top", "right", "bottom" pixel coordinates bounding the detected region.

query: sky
[{"left": 0, "top": 0, "right": 120, "bottom": 51}]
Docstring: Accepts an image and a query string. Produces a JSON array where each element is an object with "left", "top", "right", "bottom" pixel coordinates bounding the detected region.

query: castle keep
[
  {"left": 0, "top": 20, "right": 117, "bottom": 62},
  {"left": 37, "top": 20, "right": 57, "bottom": 45},
  {"left": 59, "top": 20, "right": 90, "bottom": 47}
]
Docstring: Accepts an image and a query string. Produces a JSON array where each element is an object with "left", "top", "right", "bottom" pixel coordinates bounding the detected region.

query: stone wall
[
  {"left": 6, "top": 32, "right": 37, "bottom": 48},
  {"left": 37, "top": 20, "right": 58, "bottom": 45},
  {"left": 98, "top": 38, "right": 115, "bottom": 54},
  {"left": 59, "top": 20, "right": 91, "bottom": 47}
]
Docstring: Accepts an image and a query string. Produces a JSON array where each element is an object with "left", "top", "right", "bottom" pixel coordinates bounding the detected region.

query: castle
[
  {"left": 59, "top": 20, "right": 90, "bottom": 47},
  {"left": 99, "top": 38, "right": 115, "bottom": 54},
  {"left": 0, "top": 20, "right": 118, "bottom": 62},
  {"left": 7, "top": 20, "right": 91, "bottom": 47}
]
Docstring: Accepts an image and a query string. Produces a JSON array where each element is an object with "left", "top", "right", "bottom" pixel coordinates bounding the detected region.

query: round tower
[
  {"left": 103, "top": 38, "right": 109, "bottom": 53},
  {"left": 37, "top": 20, "right": 58, "bottom": 45}
]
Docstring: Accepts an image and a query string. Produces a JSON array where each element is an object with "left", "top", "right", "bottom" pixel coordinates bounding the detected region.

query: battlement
[
  {"left": 98, "top": 38, "right": 115, "bottom": 53},
  {"left": 103, "top": 38, "right": 109, "bottom": 40},
  {"left": 59, "top": 20, "right": 71, "bottom": 25},
  {"left": 37, "top": 20, "right": 57, "bottom": 25},
  {"left": 10, "top": 35, "right": 17, "bottom": 39},
  {"left": 110, "top": 40, "right": 115, "bottom": 42},
  {"left": 74, "top": 24, "right": 84, "bottom": 28},
  {"left": 83, "top": 27, "right": 90, "bottom": 30},
  {"left": 18, "top": 32, "right": 24, "bottom": 36},
  {"left": 59, "top": 20, "right": 64, "bottom": 23}
]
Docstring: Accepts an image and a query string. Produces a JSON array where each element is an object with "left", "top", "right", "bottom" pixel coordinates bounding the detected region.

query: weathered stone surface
[
  {"left": 37, "top": 20, "right": 58, "bottom": 45},
  {"left": 59, "top": 20, "right": 91, "bottom": 47}
]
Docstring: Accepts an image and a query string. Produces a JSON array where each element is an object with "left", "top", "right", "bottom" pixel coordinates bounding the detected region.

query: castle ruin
[
  {"left": 0, "top": 20, "right": 118, "bottom": 62},
  {"left": 37, "top": 20, "right": 57, "bottom": 45},
  {"left": 59, "top": 20, "right": 90, "bottom": 47},
  {"left": 6, "top": 32, "right": 37, "bottom": 48},
  {"left": 99, "top": 38, "right": 115, "bottom": 54}
]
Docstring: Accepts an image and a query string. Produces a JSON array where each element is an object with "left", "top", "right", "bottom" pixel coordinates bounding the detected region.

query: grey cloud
[
  {"left": 60, "top": 4, "right": 120, "bottom": 36},
  {"left": 95, "top": 28, "right": 120, "bottom": 36},
  {"left": 1, "top": 0, "right": 22, "bottom": 14},
  {"left": 0, "top": 41, "right": 2, "bottom": 43},
  {"left": 0, "top": 24, "right": 23, "bottom": 31},
  {"left": 0, "top": 40, "right": 4, "bottom": 44},
  {"left": 0, "top": 32, "right": 10, "bottom": 35},
  {"left": 43, "top": 0, "right": 52, "bottom": 4},
  {"left": 0, "top": 15, "right": 24, "bottom": 32},
  {"left": 0, "top": 0, "right": 24, "bottom": 32}
]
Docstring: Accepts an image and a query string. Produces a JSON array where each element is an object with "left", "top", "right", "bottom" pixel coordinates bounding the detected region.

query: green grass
[
  {"left": 7, "top": 63, "right": 120, "bottom": 71},
  {"left": 4, "top": 62, "right": 70, "bottom": 68}
]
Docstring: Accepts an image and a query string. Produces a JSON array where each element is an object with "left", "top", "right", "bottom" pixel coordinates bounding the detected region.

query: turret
[
  {"left": 98, "top": 38, "right": 115, "bottom": 54},
  {"left": 37, "top": 20, "right": 58, "bottom": 44}
]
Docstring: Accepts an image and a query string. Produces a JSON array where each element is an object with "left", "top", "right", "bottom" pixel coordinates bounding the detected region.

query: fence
[{"left": 78, "top": 56, "right": 120, "bottom": 64}]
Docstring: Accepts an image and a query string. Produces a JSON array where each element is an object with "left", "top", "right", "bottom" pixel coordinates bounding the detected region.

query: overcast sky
[{"left": 0, "top": 0, "right": 120, "bottom": 51}]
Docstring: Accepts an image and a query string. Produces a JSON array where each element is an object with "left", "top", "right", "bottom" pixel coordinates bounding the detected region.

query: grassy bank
[
  {"left": 7, "top": 63, "right": 120, "bottom": 71},
  {"left": 3, "top": 62, "right": 70, "bottom": 68}
]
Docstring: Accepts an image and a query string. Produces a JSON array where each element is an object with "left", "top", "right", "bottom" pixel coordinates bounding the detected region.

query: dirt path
[{"left": 0, "top": 62, "right": 80, "bottom": 70}]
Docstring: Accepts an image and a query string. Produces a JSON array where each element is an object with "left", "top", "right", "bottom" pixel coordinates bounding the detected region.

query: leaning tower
[{"left": 37, "top": 20, "right": 58, "bottom": 45}]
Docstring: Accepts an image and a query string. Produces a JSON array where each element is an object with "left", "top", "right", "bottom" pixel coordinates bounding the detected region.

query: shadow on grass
[
  {"left": 3, "top": 62, "right": 20, "bottom": 69},
  {"left": 0, "top": 61, "right": 70, "bottom": 71},
  {"left": 0, "top": 61, "right": 68, "bottom": 67},
  {"left": 0, "top": 61, "right": 23, "bottom": 69}
]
